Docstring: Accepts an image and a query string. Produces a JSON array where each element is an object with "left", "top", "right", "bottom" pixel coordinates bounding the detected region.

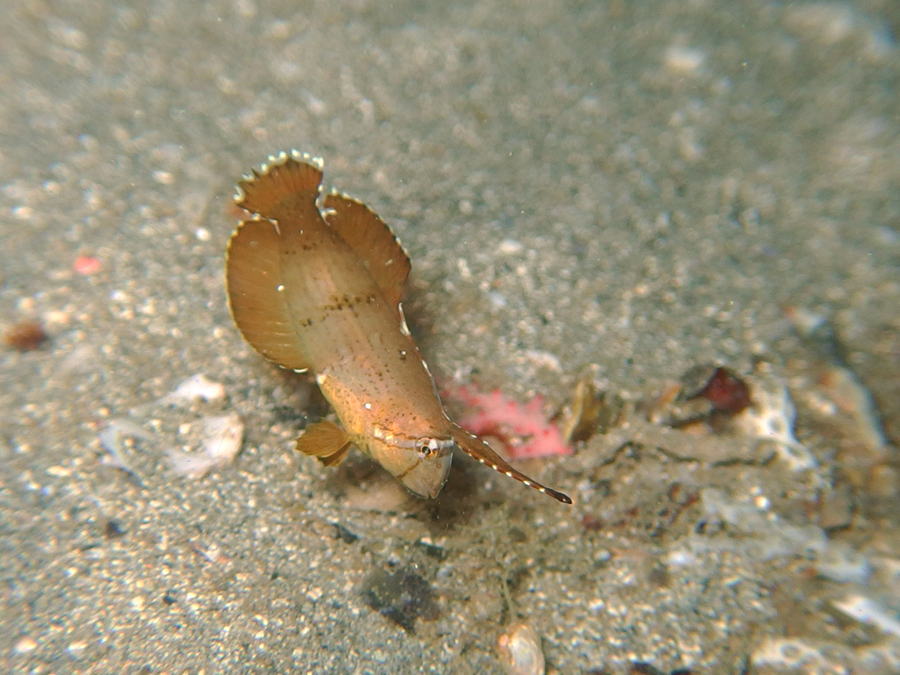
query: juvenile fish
[{"left": 225, "top": 151, "right": 570, "bottom": 504}]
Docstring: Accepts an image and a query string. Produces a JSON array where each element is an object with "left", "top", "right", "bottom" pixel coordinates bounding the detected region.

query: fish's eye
[{"left": 416, "top": 438, "right": 441, "bottom": 458}]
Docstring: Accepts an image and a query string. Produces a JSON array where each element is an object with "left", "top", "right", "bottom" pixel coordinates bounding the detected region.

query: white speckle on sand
[
  {"left": 456, "top": 258, "right": 472, "bottom": 280},
  {"left": 13, "top": 637, "right": 38, "bottom": 654},
  {"left": 487, "top": 291, "right": 507, "bottom": 308},
  {"left": 46, "top": 18, "right": 87, "bottom": 50},
  {"left": 498, "top": 239, "right": 524, "bottom": 255},
  {"left": 67, "top": 640, "right": 88, "bottom": 656},
  {"left": 664, "top": 45, "right": 707, "bottom": 75},
  {"left": 152, "top": 170, "right": 175, "bottom": 185},
  {"left": 11, "top": 206, "right": 33, "bottom": 221}
]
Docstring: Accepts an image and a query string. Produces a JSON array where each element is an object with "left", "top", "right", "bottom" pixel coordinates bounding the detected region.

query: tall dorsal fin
[
  {"left": 450, "top": 423, "right": 572, "bottom": 504},
  {"left": 235, "top": 151, "right": 323, "bottom": 219},
  {"left": 323, "top": 192, "right": 411, "bottom": 310},
  {"left": 225, "top": 217, "right": 310, "bottom": 371},
  {"left": 225, "top": 151, "right": 328, "bottom": 372}
]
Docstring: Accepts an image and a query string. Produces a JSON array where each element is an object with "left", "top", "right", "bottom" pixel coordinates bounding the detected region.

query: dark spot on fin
[
  {"left": 225, "top": 217, "right": 310, "bottom": 371},
  {"left": 323, "top": 193, "right": 411, "bottom": 313},
  {"left": 296, "top": 420, "right": 352, "bottom": 466},
  {"left": 235, "top": 151, "right": 323, "bottom": 219},
  {"left": 450, "top": 423, "right": 572, "bottom": 504}
]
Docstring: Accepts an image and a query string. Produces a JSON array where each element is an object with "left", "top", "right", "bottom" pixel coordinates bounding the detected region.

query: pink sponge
[{"left": 448, "top": 385, "right": 572, "bottom": 459}]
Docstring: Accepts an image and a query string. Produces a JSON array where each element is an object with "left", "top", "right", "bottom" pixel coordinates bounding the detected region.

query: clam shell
[{"left": 497, "top": 623, "right": 545, "bottom": 675}]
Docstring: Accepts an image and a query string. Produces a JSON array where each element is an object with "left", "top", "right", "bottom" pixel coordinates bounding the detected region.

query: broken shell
[
  {"left": 166, "top": 374, "right": 226, "bottom": 405},
  {"left": 679, "top": 363, "right": 720, "bottom": 400},
  {"left": 167, "top": 412, "right": 245, "bottom": 479},
  {"left": 557, "top": 368, "right": 624, "bottom": 444},
  {"left": 558, "top": 372, "right": 603, "bottom": 445},
  {"left": 497, "top": 623, "right": 545, "bottom": 675}
]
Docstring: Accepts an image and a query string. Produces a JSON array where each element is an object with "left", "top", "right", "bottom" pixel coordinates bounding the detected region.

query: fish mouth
[{"left": 399, "top": 451, "right": 453, "bottom": 499}]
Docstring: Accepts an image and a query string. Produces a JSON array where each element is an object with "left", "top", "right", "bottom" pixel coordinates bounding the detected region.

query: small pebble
[
  {"left": 594, "top": 548, "right": 612, "bottom": 563},
  {"left": 3, "top": 321, "right": 49, "bottom": 351}
]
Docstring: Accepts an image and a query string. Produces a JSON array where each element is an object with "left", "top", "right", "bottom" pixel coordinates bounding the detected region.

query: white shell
[
  {"left": 167, "top": 412, "right": 245, "bottom": 479},
  {"left": 497, "top": 623, "right": 545, "bottom": 675}
]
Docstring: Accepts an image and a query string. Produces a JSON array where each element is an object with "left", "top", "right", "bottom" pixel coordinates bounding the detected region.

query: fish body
[{"left": 226, "top": 151, "right": 570, "bottom": 503}]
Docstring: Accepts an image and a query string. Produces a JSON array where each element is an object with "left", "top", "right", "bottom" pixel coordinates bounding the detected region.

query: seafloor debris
[
  {"left": 187, "top": 540, "right": 231, "bottom": 566},
  {"left": 732, "top": 369, "right": 817, "bottom": 472},
  {"left": 750, "top": 637, "right": 855, "bottom": 674},
  {"left": 98, "top": 418, "right": 154, "bottom": 485},
  {"left": 450, "top": 384, "right": 571, "bottom": 459},
  {"left": 786, "top": 305, "right": 894, "bottom": 494},
  {"left": 644, "top": 365, "right": 813, "bottom": 474},
  {"left": 750, "top": 632, "right": 900, "bottom": 674},
  {"left": 556, "top": 370, "right": 624, "bottom": 446},
  {"left": 166, "top": 412, "right": 244, "bottom": 479},
  {"left": 360, "top": 567, "right": 440, "bottom": 634},
  {"left": 557, "top": 372, "right": 603, "bottom": 445},
  {"left": 163, "top": 374, "right": 226, "bottom": 406},
  {"left": 3, "top": 320, "right": 49, "bottom": 351},
  {"left": 815, "top": 540, "right": 871, "bottom": 585},
  {"left": 497, "top": 623, "right": 545, "bottom": 675},
  {"left": 831, "top": 594, "right": 900, "bottom": 638},
  {"left": 669, "top": 487, "right": 827, "bottom": 563},
  {"left": 520, "top": 360, "right": 821, "bottom": 473},
  {"left": 786, "top": 306, "right": 890, "bottom": 452},
  {"left": 682, "top": 365, "right": 751, "bottom": 415}
]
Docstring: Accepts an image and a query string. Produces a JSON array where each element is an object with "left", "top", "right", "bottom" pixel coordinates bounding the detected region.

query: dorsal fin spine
[{"left": 234, "top": 151, "right": 324, "bottom": 218}]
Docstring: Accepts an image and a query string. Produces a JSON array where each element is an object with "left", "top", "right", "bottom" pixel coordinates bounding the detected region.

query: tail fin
[{"left": 234, "top": 151, "right": 323, "bottom": 218}]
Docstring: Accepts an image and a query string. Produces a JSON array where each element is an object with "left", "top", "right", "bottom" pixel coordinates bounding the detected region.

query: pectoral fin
[
  {"left": 296, "top": 420, "right": 352, "bottom": 467},
  {"left": 450, "top": 423, "right": 572, "bottom": 504}
]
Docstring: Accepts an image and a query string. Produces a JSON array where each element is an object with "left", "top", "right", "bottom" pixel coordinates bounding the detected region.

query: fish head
[{"left": 367, "top": 434, "right": 454, "bottom": 499}]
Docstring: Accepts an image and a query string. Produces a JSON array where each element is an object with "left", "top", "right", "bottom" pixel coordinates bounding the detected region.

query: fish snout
[{"left": 399, "top": 448, "right": 452, "bottom": 499}]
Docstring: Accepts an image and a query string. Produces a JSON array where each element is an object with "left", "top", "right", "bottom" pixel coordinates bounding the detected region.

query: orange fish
[{"left": 225, "top": 151, "right": 571, "bottom": 504}]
